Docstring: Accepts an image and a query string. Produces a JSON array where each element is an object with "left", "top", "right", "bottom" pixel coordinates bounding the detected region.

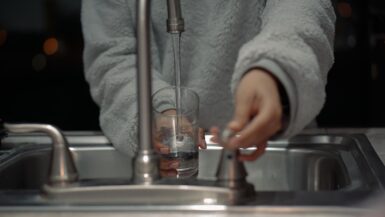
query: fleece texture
[{"left": 81, "top": 0, "right": 336, "bottom": 156}]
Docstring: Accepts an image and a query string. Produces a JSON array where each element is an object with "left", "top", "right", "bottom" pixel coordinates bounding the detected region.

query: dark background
[{"left": 0, "top": 0, "right": 385, "bottom": 131}]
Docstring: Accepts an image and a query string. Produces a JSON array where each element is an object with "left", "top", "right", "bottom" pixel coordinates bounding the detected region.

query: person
[{"left": 81, "top": 1, "right": 335, "bottom": 161}]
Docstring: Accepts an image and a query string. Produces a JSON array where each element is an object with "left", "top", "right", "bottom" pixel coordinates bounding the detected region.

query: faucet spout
[
  {"left": 167, "top": 0, "right": 184, "bottom": 33},
  {"left": 2, "top": 122, "right": 78, "bottom": 187}
]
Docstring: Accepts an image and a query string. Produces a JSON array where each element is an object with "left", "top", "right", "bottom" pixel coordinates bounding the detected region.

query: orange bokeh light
[
  {"left": 43, "top": 37, "right": 59, "bottom": 55},
  {"left": 0, "top": 30, "right": 7, "bottom": 46},
  {"left": 337, "top": 2, "right": 352, "bottom": 18}
]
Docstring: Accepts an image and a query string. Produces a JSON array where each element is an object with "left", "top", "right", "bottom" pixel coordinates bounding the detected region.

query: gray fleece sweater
[{"left": 81, "top": 0, "right": 336, "bottom": 156}]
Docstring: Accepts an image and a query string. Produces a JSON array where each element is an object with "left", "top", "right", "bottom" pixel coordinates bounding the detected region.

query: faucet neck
[
  {"left": 167, "top": 0, "right": 184, "bottom": 33},
  {"left": 133, "top": 0, "right": 160, "bottom": 184},
  {"left": 133, "top": 0, "right": 186, "bottom": 184}
]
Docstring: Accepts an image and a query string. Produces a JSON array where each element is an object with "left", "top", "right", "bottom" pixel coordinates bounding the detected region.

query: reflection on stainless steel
[
  {"left": 0, "top": 133, "right": 383, "bottom": 207},
  {"left": 2, "top": 123, "right": 78, "bottom": 187},
  {"left": 43, "top": 184, "right": 233, "bottom": 205},
  {"left": 0, "top": 205, "right": 371, "bottom": 216},
  {"left": 200, "top": 141, "right": 351, "bottom": 191},
  {"left": 359, "top": 193, "right": 385, "bottom": 217}
]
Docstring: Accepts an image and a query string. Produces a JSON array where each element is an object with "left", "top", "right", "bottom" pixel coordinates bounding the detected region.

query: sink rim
[
  {"left": 0, "top": 204, "right": 372, "bottom": 213},
  {"left": 0, "top": 132, "right": 384, "bottom": 207},
  {"left": 1, "top": 134, "right": 384, "bottom": 190}
]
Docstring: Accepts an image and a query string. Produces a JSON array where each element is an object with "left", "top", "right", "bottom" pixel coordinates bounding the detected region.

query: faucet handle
[
  {"left": 215, "top": 149, "right": 255, "bottom": 204},
  {"left": 215, "top": 128, "right": 256, "bottom": 204},
  {"left": 215, "top": 149, "right": 248, "bottom": 188},
  {"left": 216, "top": 128, "right": 247, "bottom": 187}
]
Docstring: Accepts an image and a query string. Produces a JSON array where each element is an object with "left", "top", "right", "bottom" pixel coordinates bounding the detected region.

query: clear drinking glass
[{"left": 152, "top": 86, "right": 199, "bottom": 178}]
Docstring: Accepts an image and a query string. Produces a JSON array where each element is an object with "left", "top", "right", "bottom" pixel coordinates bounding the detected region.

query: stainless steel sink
[{"left": 0, "top": 132, "right": 383, "bottom": 207}]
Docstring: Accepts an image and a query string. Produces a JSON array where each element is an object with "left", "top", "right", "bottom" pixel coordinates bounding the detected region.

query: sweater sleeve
[
  {"left": 231, "top": 0, "right": 336, "bottom": 138},
  {"left": 81, "top": 0, "right": 169, "bottom": 156}
]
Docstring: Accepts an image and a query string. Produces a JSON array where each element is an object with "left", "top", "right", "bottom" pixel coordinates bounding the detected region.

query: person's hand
[
  {"left": 158, "top": 109, "right": 206, "bottom": 149},
  {"left": 211, "top": 69, "right": 283, "bottom": 161},
  {"left": 153, "top": 109, "right": 206, "bottom": 177}
]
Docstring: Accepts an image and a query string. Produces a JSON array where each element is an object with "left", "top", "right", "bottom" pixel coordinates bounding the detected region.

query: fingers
[
  {"left": 160, "top": 170, "right": 177, "bottom": 177},
  {"left": 229, "top": 104, "right": 281, "bottom": 148},
  {"left": 153, "top": 141, "right": 170, "bottom": 154},
  {"left": 198, "top": 128, "right": 207, "bottom": 149},
  {"left": 238, "top": 142, "right": 267, "bottom": 161},
  {"left": 209, "top": 127, "right": 220, "bottom": 143},
  {"left": 160, "top": 159, "right": 179, "bottom": 169},
  {"left": 209, "top": 126, "right": 233, "bottom": 149},
  {"left": 210, "top": 126, "right": 237, "bottom": 150},
  {"left": 228, "top": 101, "right": 281, "bottom": 149},
  {"left": 211, "top": 126, "right": 268, "bottom": 162},
  {"left": 226, "top": 82, "right": 261, "bottom": 149},
  {"left": 225, "top": 69, "right": 283, "bottom": 150},
  {"left": 228, "top": 90, "right": 254, "bottom": 133},
  {"left": 159, "top": 158, "right": 179, "bottom": 177}
]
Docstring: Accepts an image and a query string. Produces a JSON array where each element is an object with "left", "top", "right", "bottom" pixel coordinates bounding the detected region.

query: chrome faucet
[
  {"left": 1, "top": 122, "right": 78, "bottom": 187},
  {"left": 132, "top": 0, "right": 159, "bottom": 184},
  {"left": 133, "top": 0, "right": 186, "bottom": 184},
  {"left": 167, "top": 0, "right": 184, "bottom": 33},
  {"left": 132, "top": 0, "right": 252, "bottom": 191}
]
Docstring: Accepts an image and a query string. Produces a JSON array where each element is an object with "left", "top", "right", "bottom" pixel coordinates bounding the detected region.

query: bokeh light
[
  {"left": 0, "top": 30, "right": 7, "bottom": 46},
  {"left": 337, "top": 2, "right": 353, "bottom": 18},
  {"left": 43, "top": 37, "right": 59, "bottom": 55}
]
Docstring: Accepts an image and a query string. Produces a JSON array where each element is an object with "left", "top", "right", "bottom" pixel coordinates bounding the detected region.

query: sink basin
[
  {"left": 0, "top": 137, "right": 349, "bottom": 191},
  {"left": 0, "top": 133, "right": 383, "bottom": 207},
  {"left": 0, "top": 145, "right": 132, "bottom": 190}
]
